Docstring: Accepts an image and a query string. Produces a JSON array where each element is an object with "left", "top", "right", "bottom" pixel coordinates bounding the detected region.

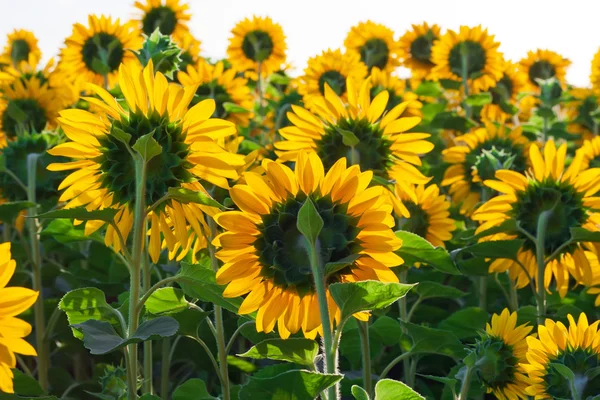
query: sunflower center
[
  {"left": 528, "top": 61, "right": 556, "bottom": 86},
  {"left": 491, "top": 75, "right": 514, "bottom": 104},
  {"left": 10, "top": 39, "right": 31, "bottom": 64},
  {"left": 193, "top": 82, "right": 232, "bottom": 118},
  {"left": 255, "top": 194, "right": 361, "bottom": 295},
  {"left": 465, "top": 140, "right": 527, "bottom": 188},
  {"left": 410, "top": 32, "right": 436, "bottom": 65},
  {"left": 448, "top": 40, "right": 487, "bottom": 78},
  {"left": 396, "top": 202, "right": 429, "bottom": 238},
  {"left": 142, "top": 6, "right": 178, "bottom": 35},
  {"left": 1, "top": 99, "right": 47, "bottom": 138},
  {"left": 318, "top": 70, "right": 346, "bottom": 96},
  {"left": 543, "top": 348, "right": 600, "bottom": 398},
  {"left": 241, "top": 30, "right": 274, "bottom": 62},
  {"left": 316, "top": 118, "right": 393, "bottom": 175},
  {"left": 475, "top": 337, "right": 519, "bottom": 391},
  {"left": 359, "top": 38, "right": 389, "bottom": 70},
  {"left": 82, "top": 33, "right": 124, "bottom": 74},
  {"left": 98, "top": 111, "right": 192, "bottom": 207}
]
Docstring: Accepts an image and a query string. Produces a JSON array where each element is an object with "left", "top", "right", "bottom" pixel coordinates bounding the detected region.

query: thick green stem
[
  {"left": 398, "top": 270, "right": 412, "bottom": 385},
  {"left": 458, "top": 366, "right": 474, "bottom": 400},
  {"left": 478, "top": 277, "right": 487, "bottom": 312},
  {"left": 2, "top": 223, "right": 11, "bottom": 243},
  {"left": 460, "top": 45, "right": 471, "bottom": 119},
  {"left": 27, "top": 154, "right": 48, "bottom": 392},
  {"left": 358, "top": 321, "right": 372, "bottom": 396},
  {"left": 143, "top": 250, "right": 153, "bottom": 395},
  {"left": 507, "top": 272, "right": 519, "bottom": 312},
  {"left": 160, "top": 339, "right": 170, "bottom": 400},
  {"left": 535, "top": 210, "right": 553, "bottom": 325}
]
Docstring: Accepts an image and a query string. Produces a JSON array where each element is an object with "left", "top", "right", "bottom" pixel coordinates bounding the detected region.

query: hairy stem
[{"left": 358, "top": 321, "right": 372, "bottom": 396}]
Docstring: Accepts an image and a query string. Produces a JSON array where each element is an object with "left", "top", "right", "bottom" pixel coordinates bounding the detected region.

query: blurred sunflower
[
  {"left": 481, "top": 61, "right": 528, "bottom": 123},
  {"left": 213, "top": 151, "right": 403, "bottom": 339},
  {"left": 276, "top": 76, "right": 434, "bottom": 185},
  {"left": 430, "top": 25, "right": 503, "bottom": 93},
  {"left": 442, "top": 124, "right": 530, "bottom": 216},
  {"left": 344, "top": 21, "right": 400, "bottom": 72},
  {"left": 519, "top": 49, "right": 570, "bottom": 90},
  {"left": 297, "top": 49, "right": 367, "bottom": 110},
  {"left": 135, "top": 0, "right": 190, "bottom": 37},
  {"left": 178, "top": 60, "right": 253, "bottom": 126},
  {"left": 591, "top": 48, "right": 600, "bottom": 97},
  {"left": 398, "top": 22, "right": 441, "bottom": 79},
  {"left": 565, "top": 88, "right": 598, "bottom": 139},
  {"left": 473, "top": 140, "right": 600, "bottom": 296},
  {"left": 369, "top": 67, "right": 422, "bottom": 117},
  {"left": 227, "top": 16, "right": 286, "bottom": 78},
  {"left": 1, "top": 29, "right": 41, "bottom": 67},
  {"left": 0, "top": 242, "right": 39, "bottom": 394},
  {"left": 522, "top": 313, "right": 600, "bottom": 399},
  {"left": 59, "top": 15, "right": 142, "bottom": 89},
  {"left": 173, "top": 31, "right": 202, "bottom": 72},
  {"left": 577, "top": 136, "right": 600, "bottom": 169},
  {"left": 48, "top": 60, "right": 246, "bottom": 264}
]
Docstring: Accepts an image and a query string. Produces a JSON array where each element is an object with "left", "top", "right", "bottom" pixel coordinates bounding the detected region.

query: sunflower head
[
  {"left": 519, "top": 49, "right": 571, "bottom": 90},
  {"left": 482, "top": 61, "right": 528, "bottom": 122},
  {"left": 565, "top": 88, "right": 598, "bottom": 139},
  {"left": 173, "top": 31, "right": 202, "bottom": 72},
  {"left": 369, "top": 67, "right": 422, "bottom": 117},
  {"left": 135, "top": 0, "right": 191, "bottom": 37},
  {"left": 344, "top": 21, "right": 400, "bottom": 72},
  {"left": 398, "top": 23, "right": 441, "bottom": 78},
  {"left": 2, "top": 29, "right": 41, "bottom": 67},
  {"left": 578, "top": 136, "right": 600, "bottom": 170},
  {"left": 591, "top": 47, "right": 600, "bottom": 98}
]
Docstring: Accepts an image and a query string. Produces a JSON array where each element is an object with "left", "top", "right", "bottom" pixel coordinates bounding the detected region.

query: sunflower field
[{"left": 1, "top": 1, "right": 600, "bottom": 400}]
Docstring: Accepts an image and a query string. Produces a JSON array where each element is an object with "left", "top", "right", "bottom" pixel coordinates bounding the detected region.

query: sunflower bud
[{"left": 134, "top": 29, "right": 182, "bottom": 79}]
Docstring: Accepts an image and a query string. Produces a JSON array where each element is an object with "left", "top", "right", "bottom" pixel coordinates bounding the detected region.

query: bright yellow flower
[
  {"left": 134, "top": 0, "right": 191, "bottom": 37},
  {"left": 591, "top": 48, "right": 600, "bottom": 98},
  {"left": 344, "top": 21, "right": 401, "bottom": 73},
  {"left": 369, "top": 67, "right": 422, "bottom": 118},
  {"left": 1, "top": 29, "right": 41, "bottom": 68},
  {"left": 398, "top": 22, "right": 441, "bottom": 79},
  {"left": 519, "top": 49, "right": 570, "bottom": 91},
  {"left": 565, "top": 88, "right": 597, "bottom": 140},
  {"left": 481, "top": 61, "right": 528, "bottom": 123}
]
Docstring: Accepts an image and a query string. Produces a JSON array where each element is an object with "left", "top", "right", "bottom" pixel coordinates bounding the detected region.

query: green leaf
[
  {"left": 374, "top": 379, "right": 425, "bottom": 400},
  {"left": 72, "top": 316, "right": 179, "bottom": 355},
  {"left": 227, "top": 355, "right": 258, "bottom": 373},
  {"left": 351, "top": 385, "right": 370, "bottom": 400},
  {"left": 335, "top": 127, "right": 360, "bottom": 147},
  {"left": 139, "top": 395, "right": 161, "bottom": 400},
  {"left": 414, "top": 281, "right": 466, "bottom": 300},
  {"left": 414, "top": 81, "right": 443, "bottom": 98},
  {"left": 296, "top": 198, "right": 323, "bottom": 247},
  {"left": 324, "top": 254, "right": 360, "bottom": 277},
  {"left": 0, "top": 201, "right": 34, "bottom": 223},
  {"left": 395, "top": 231, "right": 460, "bottom": 275},
  {"left": 369, "top": 316, "right": 402, "bottom": 346},
  {"left": 58, "top": 288, "right": 121, "bottom": 339},
  {"left": 91, "top": 58, "right": 111, "bottom": 75},
  {"left": 455, "top": 256, "right": 490, "bottom": 276},
  {"left": 36, "top": 207, "right": 118, "bottom": 222},
  {"left": 223, "top": 102, "right": 251, "bottom": 114},
  {"left": 172, "top": 379, "right": 218, "bottom": 400},
  {"left": 464, "top": 93, "right": 492, "bottom": 107},
  {"left": 516, "top": 305, "right": 537, "bottom": 326},
  {"left": 41, "top": 219, "right": 103, "bottom": 244},
  {"left": 132, "top": 132, "right": 162, "bottom": 162},
  {"left": 459, "top": 240, "right": 525, "bottom": 260},
  {"left": 238, "top": 338, "right": 319, "bottom": 366},
  {"left": 330, "top": 280, "right": 415, "bottom": 321},
  {"left": 167, "top": 188, "right": 225, "bottom": 210},
  {"left": 570, "top": 227, "right": 600, "bottom": 243},
  {"left": 461, "top": 219, "right": 517, "bottom": 241},
  {"left": 172, "top": 308, "right": 212, "bottom": 337},
  {"left": 111, "top": 127, "right": 132, "bottom": 145},
  {"left": 400, "top": 321, "right": 465, "bottom": 358},
  {"left": 269, "top": 73, "right": 291, "bottom": 85},
  {"left": 9, "top": 370, "right": 45, "bottom": 396},
  {"left": 550, "top": 363, "right": 575, "bottom": 382},
  {"left": 145, "top": 287, "right": 189, "bottom": 316},
  {"left": 417, "top": 374, "right": 458, "bottom": 389},
  {"left": 438, "top": 307, "right": 488, "bottom": 339}
]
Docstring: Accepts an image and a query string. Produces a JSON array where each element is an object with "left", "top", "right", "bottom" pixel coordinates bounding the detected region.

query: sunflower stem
[
  {"left": 507, "top": 272, "right": 519, "bottom": 312},
  {"left": 398, "top": 269, "right": 412, "bottom": 385},
  {"left": 142, "top": 244, "right": 153, "bottom": 395},
  {"left": 160, "top": 338, "right": 170, "bottom": 400},
  {"left": 535, "top": 209, "right": 553, "bottom": 325},
  {"left": 27, "top": 153, "right": 49, "bottom": 392},
  {"left": 358, "top": 321, "right": 372, "bottom": 396},
  {"left": 460, "top": 43, "right": 471, "bottom": 119},
  {"left": 458, "top": 365, "right": 474, "bottom": 400}
]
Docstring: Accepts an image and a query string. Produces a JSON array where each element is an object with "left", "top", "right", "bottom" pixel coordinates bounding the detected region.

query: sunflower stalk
[
  {"left": 398, "top": 269, "right": 413, "bottom": 385},
  {"left": 142, "top": 237, "right": 153, "bottom": 395},
  {"left": 357, "top": 321, "right": 372, "bottom": 396},
  {"left": 160, "top": 339, "right": 170, "bottom": 400},
  {"left": 458, "top": 365, "right": 474, "bottom": 400},
  {"left": 535, "top": 208, "right": 554, "bottom": 325},
  {"left": 460, "top": 43, "right": 472, "bottom": 119}
]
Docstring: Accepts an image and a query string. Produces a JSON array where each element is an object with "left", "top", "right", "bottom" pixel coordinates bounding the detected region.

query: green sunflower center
[
  {"left": 448, "top": 40, "right": 487, "bottom": 78},
  {"left": 10, "top": 39, "right": 31, "bottom": 64},
  {"left": 255, "top": 194, "right": 361, "bottom": 295},
  {"left": 370, "top": 86, "right": 403, "bottom": 113},
  {"left": 528, "top": 61, "right": 556, "bottom": 86},
  {"left": 193, "top": 81, "right": 232, "bottom": 118},
  {"left": 142, "top": 6, "right": 178, "bottom": 35},
  {"left": 359, "top": 38, "right": 389, "bottom": 70},
  {"left": 491, "top": 75, "right": 514, "bottom": 105},
  {"left": 1, "top": 98, "right": 47, "bottom": 138},
  {"left": 82, "top": 33, "right": 125, "bottom": 74},
  {"left": 316, "top": 118, "right": 393, "bottom": 176},
  {"left": 318, "top": 70, "right": 346, "bottom": 96},
  {"left": 543, "top": 348, "right": 600, "bottom": 398},
  {"left": 396, "top": 202, "right": 429, "bottom": 238},
  {"left": 465, "top": 140, "right": 526, "bottom": 188},
  {"left": 98, "top": 111, "right": 192, "bottom": 207},
  {"left": 409, "top": 31, "right": 436, "bottom": 65},
  {"left": 474, "top": 336, "right": 519, "bottom": 392},
  {"left": 241, "top": 30, "right": 274, "bottom": 62}
]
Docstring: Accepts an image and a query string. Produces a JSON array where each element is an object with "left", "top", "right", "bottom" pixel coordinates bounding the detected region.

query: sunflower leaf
[
  {"left": 35, "top": 207, "right": 118, "bottom": 222},
  {"left": 173, "top": 379, "right": 218, "bottom": 400},
  {"left": 0, "top": 201, "right": 35, "bottom": 223},
  {"left": 324, "top": 254, "right": 360, "bottom": 277},
  {"left": 111, "top": 127, "right": 132, "bottom": 145},
  {"left": 394, "top": 231, "right": 460, "bottom": 275},
  {"left": 223, "top": 102, "right": 251, "bottom": 114},
  {"left": 133, "top": 132, "right": 162, "bottom": 162},
  {"left": 570, "top": 227, "right": 600, "bottom": 243},
  {"left": 145, "top": 287, "right": 189, "bottom": 316},
  {"left": 464, "top": 93, "right": 492, "bottom": 107},
  {"left": 414, "top": 281, "right": 466, "bottom": 300},
  {"left": 460, "top": 219, "right": 518, "bottom": 241},
  {"left": 335, "top": 127, "right": 360, "bottom": 147},
  {"left": 457, "top": 239, "right": 525, "bottom": 261},
  {"left": 297, "top": 198, "right": 323, "bottom": 247},
  {"left": 238, "top": 338, "right": 319, "bottom": 366},
  {"left": 351, "top": 385, "right": 370, "bottom": 400},
  {"left": 374, "top": 379, "right": 425, "bottom": 400},
  {"left": 167, "top": 187, "right": 226, "bottom": 210}
]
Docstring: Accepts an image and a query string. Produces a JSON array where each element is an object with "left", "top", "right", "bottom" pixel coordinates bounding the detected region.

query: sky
[{"left": 0, "top": 0, "right": 598, "bottom": 87}]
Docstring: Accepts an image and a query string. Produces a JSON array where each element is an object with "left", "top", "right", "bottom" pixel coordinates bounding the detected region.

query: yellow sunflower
[
  {"left": 369, "top": 67, "right": 422, "bottom": 117},
  {"left": 519, "top": 49, "right": 571, "bottom": 90},
  {"left": 565, "top": 88, "right": 598, "bottom": 139},
  {"left": 576, "top": 136, "right": 600, "bottom": 171},
  {"left": 173, "top": 30, "right": 202, "bottom": 71},
  {"left": 227, "top": 16, "right": 286, "bottom": 78},
  {"left": 442, "top": 124, "right": 530, "bottom": 216},
  {"left": 134, "top": 0, "right": 191, "bottom": 37},
  {"left": 472, "top": 140, "right": 600, "bottom": 297},
  {"left": 47, "top": 60, "right": 246, "bottom": 264},
  {"left": 430, "top": 25, "right": 503, "bottom": 93},
  {"left": 297, "top": 49, "right": 368, "bottom": 111},
  {"left": 177, "top": 59, "right": 253, "bottom": 126},
  {"left": 213, "top": 150, "right": 403, "bottom": 339},
  {"left": 276, "top": 76, "right": 434, "bottom": 185},
  {"left": 0, "top": 242, "right": 38, "bottom": 394},
  {"left": 344, "top": 21, "right": 401, "bottom": 73},
  {"left": 481, "top": 61, "right": 528, "bottom": 123},
  {"left": 591, "top": 48, "right": 600, "bottom": 98},
  {"left": 2, "top": 29, "right": 41, "bottom": 67},
  {"left": 522, "top": 313, "right": 600, "bottom": 399},
  {"left": 398, "top": 22, "right": 441, "bottom": 79},
  {"left": 394, "top": 183, "right": 455, "bottom": 247},
  {"left": 59, "top": 15, "right": 142, "bottom": 89}
]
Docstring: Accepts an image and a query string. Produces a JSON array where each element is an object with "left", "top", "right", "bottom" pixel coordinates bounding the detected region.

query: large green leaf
[
  {"left": 374, "top": 379, "right": 425, "bottom": 400},
  {"left": 369, "top": 316, "right": 402, "bottom": 346},
  {"left": 438, "top": 307, "right": 488, "bottom": 339},
  {"left": 400, "top": 321, "right": 465, "bottom": 358},
  {"left": 459, "top": 240, "right": 525, "bottom": 260},
  {"left": 464, "top": 93, "right": 492, "bottom": 107},
  {"left": 0, "top": 201, "right": 34, "bottom": 223},
  {"left": 36, "top": 207, "right": 118, "bottom": 222},
  {"left": 414, "top": 281, "right": 466, "bottom": 300},
  {"left": 238, "top": 338, "right": 319, "bottom": 366},
  {"left": 172, "top": 308, "right": 212, "bottom": 337},
  {"left": 41, "top": 219, "right": 103, "bottom": 244},
  {"left": 172, "top": 379, "right": 217, "bottom": 400},
  {"left": 145, "top": 287, "right": 189, "bottom": 316},
  {"left": 167, "top": 188, "right": 225, "bottom": 210},
  {"left": 570, "top": 227, "right": 600, "bottom": 243},
  {"left": 58, "top": 288, "right": 121, "bottom": 339},
  {"left": 394, "top": 231, "right": 460, "bottom": 275},
  {"left": 351, "top": 385, "right": 370, "bottom": 400}
]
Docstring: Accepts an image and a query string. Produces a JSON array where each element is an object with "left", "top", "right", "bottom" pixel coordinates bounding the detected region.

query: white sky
[{"left": 0, "top": 0, "right": 598, "bottom": 87}]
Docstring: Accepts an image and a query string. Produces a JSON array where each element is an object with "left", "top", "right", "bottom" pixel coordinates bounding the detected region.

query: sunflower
[
  {"left": 519, "top": 49, "right": 570, "bottom": 90},
  {"left": 472, "top": 140, "right": 600, "bottom": 296},
  {"left": 481, "top": 61, "right": 528, "bottom": 123},
  {"left": 59, "top": 15, "right": 142, "bottom": 89},
  {"left": 398, "top": 23, "right": 441, "bottom": 79},
  {"left": 522, "top": 313, "right": 600, "bottom": 399},
  {"left": 576, "top": 136, "right": 600, "bottom": 171},
  {"left": 177, "top": 60, "right": 253, "bottom": 126},
  {"left": 0, "top": 242, "right": 38, "bottom": 394},
  {"left": 591, "top": 48, "right": 600, "bottom": 98},
  {"left": 297, "top": 49, "right": 367, "bottom": 111},
  {"left": 430, "top": 25, "right": 503, "bottom": 93},
  {"left": 442, "top": 124, "right": 530, "bottom": 216},
  {"left": 134, "top": 0, "right": 191, "bottom": 37},
  {"left": 565, "top": 88, "right": 598, "bottom": 139},
  {"left": 394, "top": 183, "right": 455, "bottom": 247},
  {"left": 173, "top": 31, "right": 202, "bottom": 72},
  {"left": 213, "top": 150, "right": 403, "bottom": 339},
  {"left": 344, "top": 21, "right": 400, "bottom": 73},
  {"left": 276, "top": 76, "right": 434, "bottom": 185},
  {"left": 369, "top": 67, "right": 422, "bottom": 117},
  {"left": 227, "top": 16, "right": 286, "bottom": 78},
  {"left": 48, "top": 60, "right": 246, "bottom": 264},
  {"left": 2, "top": 29, "right": 41, "bottom": 67}
]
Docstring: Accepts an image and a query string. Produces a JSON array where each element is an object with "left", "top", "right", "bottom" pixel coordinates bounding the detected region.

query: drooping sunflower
[
  {"left": 394, "top": 183, "right": 455, "bottom": 247},
  {"left": 2, "top": 29, "right": 41, "bottom": 67},
  {"left": 276, "top": 76, "right": 434, "bottom": 185},
  {"left": 0, "top": 242, "right": 38, "bottom": 394},
  {"left": 227, "top": 16, "right": 286, "bottom": 78},
  {"left": 519, "top": 49, "right": 571, "bottom": 90},
  {"left": 48, "top": 60, "right": 246, "bottom": 264},
  {"left": 297, "top": 49, "right": 367, "bottom": 110},
  {"left": 134, "top": 0, "right": 191, "bottom": 37},
  {"left": 177, "top": 60, "right": 253, "bottom": 126},
  {"left": 481, "top": 61, "right": 528, "bottom": 123},
  {"left": 213, "top": 151, "right": 403, "bottom": 339},
  {"left": 398, "top": 22, "right": 441, "bottom": 79},
  {"left": 344, "top": 21, "right": 400, "bottom": 73},
  {"left": 442, "top": 124, "right": 530, "bottom": 216},
  {"left": 522, "top": 313, "right": 600, "bottom": 398},
  {"left": 565, "top": 88, "right": 598, "bottom": 139},
  {"left": 369, "top": 67, "right": 422, "bottom": 117},
  {"left": 430, "top": 25, "right": 503, "bottom": 93},
  {"left": 59, "top": 15, "right": 142, "bottom": 89},
  {"left": 591, "top": 48, "right": 600, "bottom": 97},
  {"left": 472, "top": 140, "right": 600, "bottom": 296}
]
